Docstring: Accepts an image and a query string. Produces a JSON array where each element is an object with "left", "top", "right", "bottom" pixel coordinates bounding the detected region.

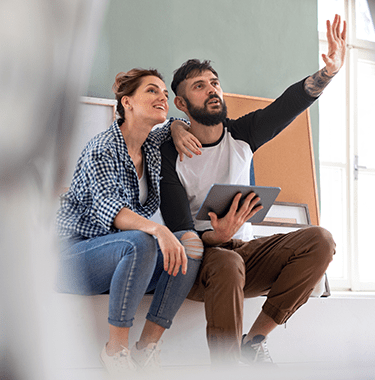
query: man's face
[{"left": 180, "top": 70, "right": 227, "bottom": 126}]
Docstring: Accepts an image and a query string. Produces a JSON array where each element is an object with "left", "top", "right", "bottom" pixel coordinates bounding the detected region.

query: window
[{"left": 318, "top": 0, "right": 375, "bottom": 290}]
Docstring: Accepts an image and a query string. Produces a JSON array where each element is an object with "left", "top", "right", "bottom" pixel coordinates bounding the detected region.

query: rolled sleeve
[{"left": 92, "top": 197, "right": 126, "bottom": 231}]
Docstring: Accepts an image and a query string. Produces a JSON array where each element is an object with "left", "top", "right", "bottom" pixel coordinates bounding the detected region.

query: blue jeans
[{"left": 57, "top": 230, "right": 201, "bottom": 329}]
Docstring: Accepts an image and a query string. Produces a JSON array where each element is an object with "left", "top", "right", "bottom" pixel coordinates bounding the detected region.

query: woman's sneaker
[
  {"left": 131, "top": 341, "right": 162, "bottom": 371},
  {"left": 100, "top": 345, "right": 137, "bottom": 376},
  {"left": 241, "top": 334, "right": 274, "bottom": 364}
]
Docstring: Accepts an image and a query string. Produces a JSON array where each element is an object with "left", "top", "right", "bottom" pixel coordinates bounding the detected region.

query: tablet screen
[{"left": 195, "top": 184, "right": 281, "bottom": 224}]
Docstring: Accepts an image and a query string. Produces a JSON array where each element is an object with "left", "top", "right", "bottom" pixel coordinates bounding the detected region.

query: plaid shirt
[{"left": 57, "top": 118, "right": 181, "bottom": 238}]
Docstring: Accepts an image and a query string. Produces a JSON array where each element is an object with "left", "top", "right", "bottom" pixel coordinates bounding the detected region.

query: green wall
[{"left": 86, "top": 0, "right": 320, "bottom": 191}]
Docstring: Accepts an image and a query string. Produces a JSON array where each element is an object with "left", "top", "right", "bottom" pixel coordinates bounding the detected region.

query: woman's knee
[
  {"left": 115, "top": 230, "right": 157, "bottom": 259},
  {"left": 180, "top": 231, "right": 204, "bottom": 259}
]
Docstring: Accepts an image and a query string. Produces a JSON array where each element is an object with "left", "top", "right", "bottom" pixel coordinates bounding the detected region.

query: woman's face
[{"left": 125, "top": 75, "right": 169, "bottom": 126}]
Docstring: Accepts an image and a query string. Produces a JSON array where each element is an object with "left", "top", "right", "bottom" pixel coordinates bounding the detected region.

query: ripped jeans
[{"left": 57, "top": 230, "right": 202, "bottom": 329}]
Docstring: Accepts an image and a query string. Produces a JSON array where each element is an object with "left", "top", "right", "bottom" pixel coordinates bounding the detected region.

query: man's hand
[
  {"left": 304, "top": 14, "right": 347, "bottom": 97},
  {"left": 202, "top": 192, "right": 263, "bottom": 246},
  {"left": 322, "top": 14, "right": 347, "bottom": 76},
  {"left": 170, "top": 120, "right": 202, "bottom": 161}
]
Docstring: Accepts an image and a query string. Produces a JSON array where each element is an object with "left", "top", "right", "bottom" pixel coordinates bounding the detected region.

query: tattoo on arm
[{"left": 304, "top": 67, "right": 336, "bottom": 98}]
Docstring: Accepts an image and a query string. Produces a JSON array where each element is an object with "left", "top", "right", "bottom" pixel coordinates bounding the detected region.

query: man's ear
[{"left": 174, "top": 96, "right": 188, "bottom": 113}]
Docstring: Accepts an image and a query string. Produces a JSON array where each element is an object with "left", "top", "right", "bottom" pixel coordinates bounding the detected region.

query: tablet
[{"left": 195, "top": 184, "right": 281, "bottom": 224}]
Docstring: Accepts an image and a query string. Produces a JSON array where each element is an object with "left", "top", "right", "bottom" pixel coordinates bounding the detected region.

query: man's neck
[{"left": 188, "top": 121, "right": 224, "bottom": 145}]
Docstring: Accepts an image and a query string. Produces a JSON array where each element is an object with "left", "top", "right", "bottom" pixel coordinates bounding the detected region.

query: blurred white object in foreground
[{"left": 0, "top": 1, "right": 107, "bottom": 379}]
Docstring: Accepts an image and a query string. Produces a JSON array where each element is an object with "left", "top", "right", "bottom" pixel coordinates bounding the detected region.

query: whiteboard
[{"left": 63, "top": 97, "right": 116, "bottom": 187}]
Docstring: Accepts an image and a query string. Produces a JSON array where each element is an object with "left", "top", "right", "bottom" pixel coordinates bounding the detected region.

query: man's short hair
[{"left": 171, "top": 59, "right": 218, "bottom": 96}]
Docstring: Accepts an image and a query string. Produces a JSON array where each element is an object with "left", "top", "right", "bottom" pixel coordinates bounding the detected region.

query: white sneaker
[
  {"left": 100, "top": 344, "right": 137, "bottom": 376},
  {"left": 241, "top": 334, "right": 274, "bottom": 364},
  {"left": 131, "top": 341, "right": 162, "bottom": 371}
]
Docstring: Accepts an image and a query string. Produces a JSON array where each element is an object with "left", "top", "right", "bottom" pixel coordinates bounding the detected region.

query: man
[{"left": 160, "top": 15, "right": 345, "bottom": 366}]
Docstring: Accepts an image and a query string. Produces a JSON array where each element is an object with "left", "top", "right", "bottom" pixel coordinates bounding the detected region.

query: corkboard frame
[{"left": 223, "top": 92, "right": 320, "bottom": 226}]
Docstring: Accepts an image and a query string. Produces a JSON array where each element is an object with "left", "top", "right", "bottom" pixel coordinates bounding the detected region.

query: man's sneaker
[
  {"left": 241, "top": 334, "right": 274, "bottom": 364},
  {"left": 100, "top": 344, "right": 137, "bottom": 376},
  {"left": 131, "top": 341, "right": 162, "bottom": 371}
]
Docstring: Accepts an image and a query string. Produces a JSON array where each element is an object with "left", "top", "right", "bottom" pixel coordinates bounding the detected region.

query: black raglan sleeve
[
  {"left": 159, "top": 139, "right": 196, "bottom": 233},
  {"left": 226, "top": 78, "right": 317, "bottom": 152}
]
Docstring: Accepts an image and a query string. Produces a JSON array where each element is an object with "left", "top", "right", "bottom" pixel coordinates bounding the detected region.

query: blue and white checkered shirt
[{"left": 57, "top": 118, "right": 180, "bottom": 238}]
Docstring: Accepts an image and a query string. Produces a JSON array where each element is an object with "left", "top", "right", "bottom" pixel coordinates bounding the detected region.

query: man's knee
[
  {"left": 307, "top": 226, "right": 336, "bottom": 263},
  {"left": 180, "top": 231, "right": 204, "bottom": 259},
  {"left": 204, "top": 248, "right": 246, "bottom": 287},
  {"left": 311, "top": 226, "right": 335, "bottom": 250}
]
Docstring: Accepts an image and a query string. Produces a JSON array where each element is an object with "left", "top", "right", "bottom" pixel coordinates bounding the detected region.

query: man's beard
[{"left": 184, "top": 94, "right": 227, "bottom": 126}]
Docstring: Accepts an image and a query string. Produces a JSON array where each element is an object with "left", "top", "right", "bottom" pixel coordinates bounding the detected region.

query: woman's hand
[
  {"left": 114, "top": 207, "right": 187, "bottom": 276},
  {"left": 170, "top": 120, "right": 202, "bottom": 161},
  {"left": 153, "top": 224, "right": 188, "bottom": 276}
]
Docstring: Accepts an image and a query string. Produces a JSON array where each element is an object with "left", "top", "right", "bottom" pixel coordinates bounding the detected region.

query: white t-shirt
[{"left": 176, "top": 129, "right": 253, "bottom": 240}]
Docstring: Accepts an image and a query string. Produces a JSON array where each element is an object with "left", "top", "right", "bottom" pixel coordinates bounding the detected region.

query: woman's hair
[{"left": 112, "top": 68, "right": 164, "bottom": 126}]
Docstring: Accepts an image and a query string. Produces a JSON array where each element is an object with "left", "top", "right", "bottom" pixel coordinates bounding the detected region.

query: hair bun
[{"left": 112, "top": 72, "right": 129, "bottom": 95}]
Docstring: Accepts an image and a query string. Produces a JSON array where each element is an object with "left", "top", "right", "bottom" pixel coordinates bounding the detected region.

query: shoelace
[
  {"left": 114, "top": 347, "right": 136, "bottom": 370},
  {"left": 142, "top": 343, "right": 161, "bottom": 368},
  {"left": 251, "top": 340, "right": 272, "bottom": 363}
]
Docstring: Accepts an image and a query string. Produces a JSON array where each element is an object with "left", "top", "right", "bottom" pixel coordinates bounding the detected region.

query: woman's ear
[
  {"left": 121, "top": 96, "right": 133, "bottom": 111},
  {"left": 174, "top": 96, "right": 187, "bottom": 113}
]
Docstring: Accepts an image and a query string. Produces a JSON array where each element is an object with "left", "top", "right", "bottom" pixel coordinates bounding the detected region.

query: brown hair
[{"left": 112, "top": 68, "right": 164, "bottom": 125}]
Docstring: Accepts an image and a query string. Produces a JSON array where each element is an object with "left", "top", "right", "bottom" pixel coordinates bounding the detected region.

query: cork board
[{"left": 223, "top": 92, "right": 320, "bottom": 226}]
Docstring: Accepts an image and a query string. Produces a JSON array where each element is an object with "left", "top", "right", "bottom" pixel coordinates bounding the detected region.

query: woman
[{"left": 56, "top": 68, "right": 203, "bottom": 375}]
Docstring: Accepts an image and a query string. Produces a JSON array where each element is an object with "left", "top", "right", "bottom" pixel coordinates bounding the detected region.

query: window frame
[{"left": 318, "top": 0, "right": 375, "bottom": 291}]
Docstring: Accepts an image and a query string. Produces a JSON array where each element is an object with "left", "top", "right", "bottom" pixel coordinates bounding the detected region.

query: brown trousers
[{"left": 187, "top": 226, "right": 336, "bottom": 365}]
